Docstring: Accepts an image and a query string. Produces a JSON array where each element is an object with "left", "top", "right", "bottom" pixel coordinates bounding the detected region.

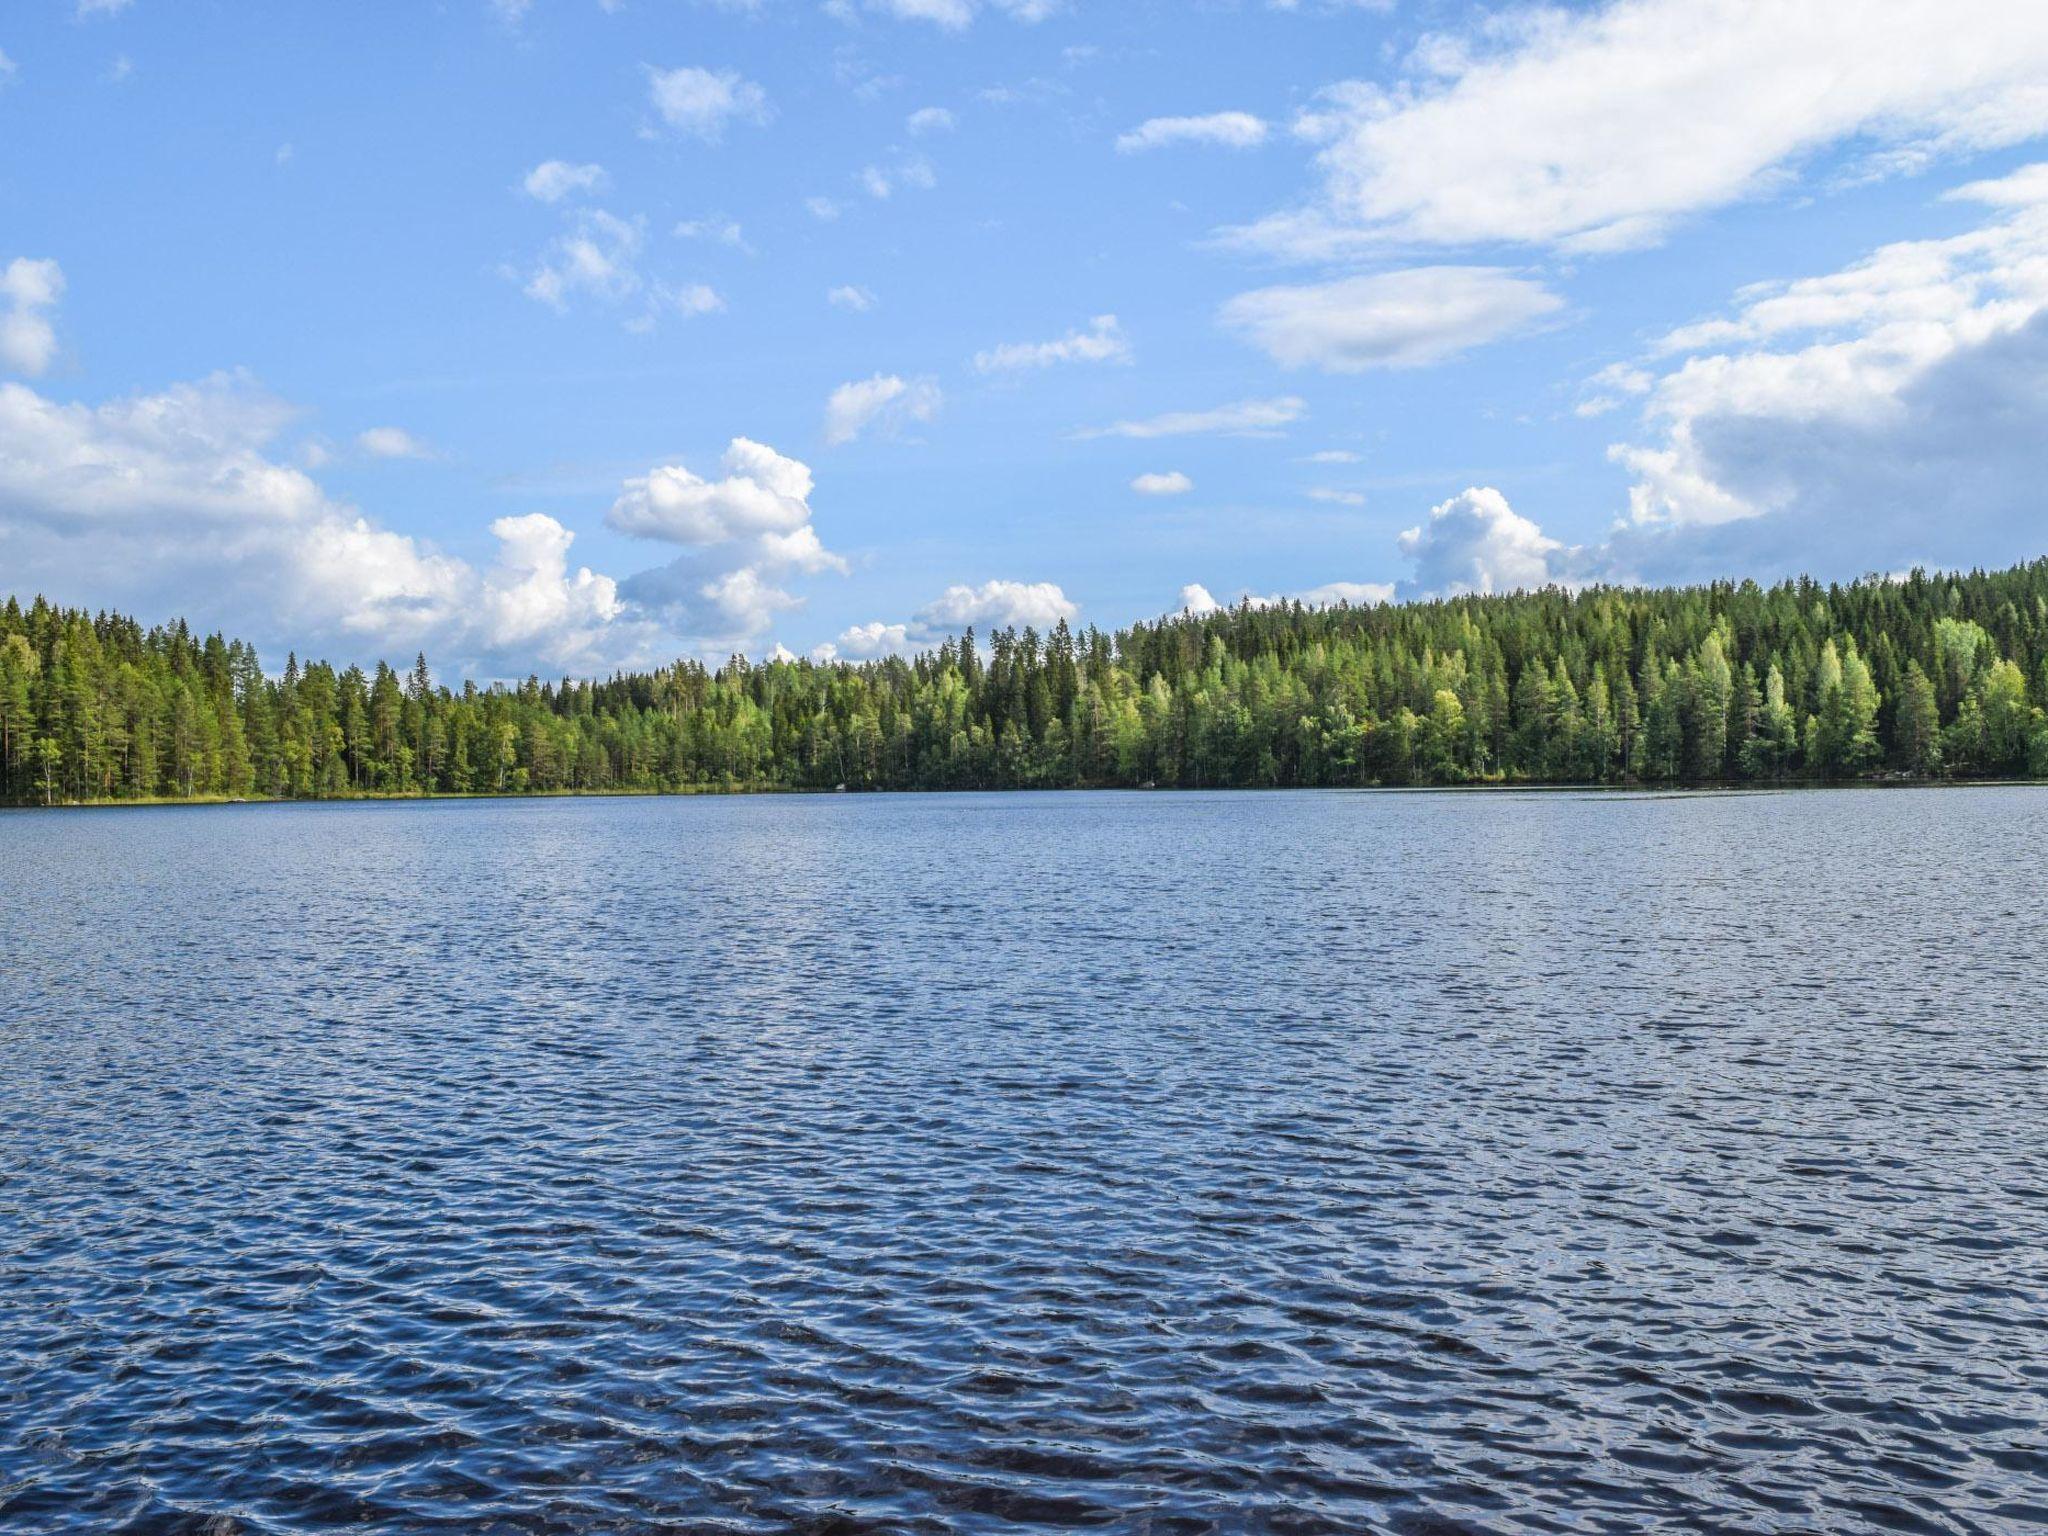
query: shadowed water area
[{"left": 3, "top": 788, "right": 2046, "bottom": 1534}]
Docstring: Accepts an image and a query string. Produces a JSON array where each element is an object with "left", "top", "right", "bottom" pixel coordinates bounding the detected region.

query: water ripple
[{"left": 2, "top": 788, "right": 2045, "bottom": 1533}]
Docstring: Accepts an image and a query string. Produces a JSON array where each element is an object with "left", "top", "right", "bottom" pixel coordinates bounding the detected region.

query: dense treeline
[{"left": 6, "top": 559, "right": 2048, "bottom": 804}]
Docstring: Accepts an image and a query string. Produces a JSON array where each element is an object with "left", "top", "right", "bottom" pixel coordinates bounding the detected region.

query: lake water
[{"left": 2, "top": 788, "right": 2045, "bottom": 1534}]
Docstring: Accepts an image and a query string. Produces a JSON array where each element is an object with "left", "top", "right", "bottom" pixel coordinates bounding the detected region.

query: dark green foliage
[{"left": 6, "top": 559, "right": 2048, "bottom": 802}]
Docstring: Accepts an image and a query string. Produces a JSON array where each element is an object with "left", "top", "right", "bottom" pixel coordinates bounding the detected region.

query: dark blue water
[{"left": 3, "top": 789, "right": 2046, "bottom": 1534}]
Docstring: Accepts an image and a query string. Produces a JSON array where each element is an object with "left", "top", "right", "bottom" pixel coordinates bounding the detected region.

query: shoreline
[{"left": 6, "top": 777, "right": 2045, "bottom": 812}]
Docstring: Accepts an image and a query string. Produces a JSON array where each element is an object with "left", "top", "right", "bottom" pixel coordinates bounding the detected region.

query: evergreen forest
[{"left": 6, "top": 558, "right": 2048, "bottom": 804}]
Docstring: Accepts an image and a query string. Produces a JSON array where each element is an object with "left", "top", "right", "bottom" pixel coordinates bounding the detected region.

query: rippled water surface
[{"left": 4, "top": 789, "right": 2047, "bottom": 1534}]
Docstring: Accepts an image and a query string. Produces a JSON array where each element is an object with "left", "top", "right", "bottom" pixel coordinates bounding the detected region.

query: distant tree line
[{"left": 5, "top": 559, "right": 2048, "bottom": 804}]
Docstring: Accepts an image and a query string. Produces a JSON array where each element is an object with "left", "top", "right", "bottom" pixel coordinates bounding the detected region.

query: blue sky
[{"left": 4, "top": 0, "right": 2048, "bottom": 676}]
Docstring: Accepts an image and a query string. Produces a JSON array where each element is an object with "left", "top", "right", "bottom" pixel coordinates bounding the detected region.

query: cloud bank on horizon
[{"left": 5, "top": 0, "right": 2048, "bottom": 676}]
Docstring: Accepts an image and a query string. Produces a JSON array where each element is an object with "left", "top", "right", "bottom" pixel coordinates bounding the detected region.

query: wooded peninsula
[{"left": 5, "top": 558, "right": 2048, "bottom": 804}]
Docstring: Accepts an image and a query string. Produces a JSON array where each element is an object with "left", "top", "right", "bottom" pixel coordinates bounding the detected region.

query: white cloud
[
  {"left": 830, "top": 620, "right": 913, "bottom": 657},
  {"left": 521, "top": 209, "right": 645, "bottom": 310},
  {"left": 859, "top": 0, "right": 1059, "bottom": 29},
  {"left": 858, "top": 155, "right": 936, "bottom": 200},
  {"left": 808, "top": 577, "right": 1075, "bottom": 664},
  {"left": 0, "top": 371, "right": 640, "bottom": 672},
  {"left": 652, "top": 282, "right": 726, "bottom": 319},
  {"left": 1220, "top": 267, "right": 1562, "bottom": 371},
  {"left": 357, "top": 426, "right": 433, "bottom": 460},
  {"left": 77, "top": 0, "right": 132, "bottom": 16},
  {"left": 975, "top": 314, "right": 1131, "bottom": 372},
  {"left": 1303, "top": 449, "right": 1362, "bottom": 464},
  {"left": 1116, "top": 111, "right": 1268, "bottom": 154},
  {"left": 1131, "top": 471, "right": 1193, "bottom": 496},
  {"left": 608, "top": 439, "right": 848, "bottom": 645},
  {"left": 907, "top": 106, "right": 956, "bottom": 135},
  {"left": 1397, "top": 486, "right": 1569, "bottom": 595},
  {"left": 1228, "top": 0, "right": 2048, "bottom": 259},
  {"left": 0, "top": 258, "right": 64, "bottom": 377},
  {"left": 828, "top": 284, "right": 877, "bottom": 311},
  {"left": 1298, "top": 580, "right": 1394, "bottom": 605},
  {"left": 917, "top": 578, "right": 1075, "bottom": 631},
  {"left": 824, "top": 372, "right": 941, "bottom": 444},
  {"left": 1589, "top": 159, "right": 2048, "bottom": 582},
  {"left": 674, "top": 215, "right": 751, "bottom": 251},
  {"left": 608, "top": 437, "right": 823, "bottom": 548},
  {"left": 1947, "top": 163, "right": 2048, "bottom": 208},
  {"left": 0, "top": 49, "right": 15, "bottom": 86},
  {"left": 517, "top": 211, "right": 718, "bottom": 329},
  {"left": 480, "top": 513, "right": 624, "bottom": 656},
  {"left": 523, "top": 160, "right": 609, "bottom": 203},
  {"left": 1575, "top": 361, "right": 1654, "bottom": 418},
  {"left": 1177, "top": 578, "right": 1394, "bottom": 613},
  {"left": 806, "top": 195, "right": 844, "bottom": 221},
  {"left": 646, "top": 65, "right": 772, "bottom": 141},
  {"left": 1079, "top": 396, "right": 1305, "bottom": 439},
  {"left": 1306, "top": 487, "right": 1365, "bottom": 506}
]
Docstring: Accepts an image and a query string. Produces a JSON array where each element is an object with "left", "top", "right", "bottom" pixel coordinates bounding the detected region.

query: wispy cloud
[{"left": 1078, "top": 396, "right": 1305, "bottom": 440}]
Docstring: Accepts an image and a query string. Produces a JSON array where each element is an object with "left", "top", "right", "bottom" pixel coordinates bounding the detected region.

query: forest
[{"left": 4, "top": 558, "right": 2048, "bottom": 804}]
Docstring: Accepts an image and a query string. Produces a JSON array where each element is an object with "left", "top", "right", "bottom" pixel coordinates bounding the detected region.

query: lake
[{"left": 2, "top": 788, "right": 2045, "bottom": 1533}]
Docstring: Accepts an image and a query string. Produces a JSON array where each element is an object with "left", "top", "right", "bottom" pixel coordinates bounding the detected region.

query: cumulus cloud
[
  {"left": 646, "top": 65, "right": 772, "bottom": 141},
  {"left": 609, "top": 439, "right": 848, "bottom": 645},
  {"left": 1299, "top": 580, "right": 1394, "bottom": 605},
  {"left": 824, "top": 373, "right": 941, "bottom": 444},
  {"left": 480, "top": 513, "right": 624, "bottom": 657},
  {"left": 918, "top": 578, "right": 1076, "bottom": 630},
  {"left": 828, "top": 284, "right": 877, "bottom": 311},
  {"left": 0, "top": 258, "right": 63, "bottom": 377},
  {"left": 827, "top": 620, "right": 913, "bottom": 657},
  {"left": 1220, "top": 267, "right": 1563, "bottom": 371},
  {"left": 1116, "top": 111, "right": 1268, "bottom": 153},
  {"left": 1227, "top": 0, "right": 2048, "bottom": 259},
  {"left": 1397, "top": 487, "right": 1571, "bottom": 595},
  {"left": 1590, "top": 159, "right": 2048, "bottom": 583},
  {"left": 357, "top": 426, "right": 433, "bottom": 460},
  {"left": 818, "top": 577, "right": 1076, "bottom": 665},
  {"left": 608, "top": 438, "right": 821, "bottom": 548},
  {"left": 1131, "top": 471, "right": 1193, "bottom": 496},
  {"left": 975, "top": 314, "right": 1131, "bottom": 372},
  {"left": 1178, "top": 583, "right": 1220, "bottom": 616},
  {"left": 906, "top": 106, "right": 956, "bottom": 135},
  {"left": 0, "top": 371, "right": 637, "bottom": 673},
  {"left": 1370, "top": 169, "right": 2048, "bottom": 599},
  {"left": 1078, "top": 395, "right": 1305, "bottom": 439},
  {"left": 523, "top": 160, "right": 609, "bottom": 203}
]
